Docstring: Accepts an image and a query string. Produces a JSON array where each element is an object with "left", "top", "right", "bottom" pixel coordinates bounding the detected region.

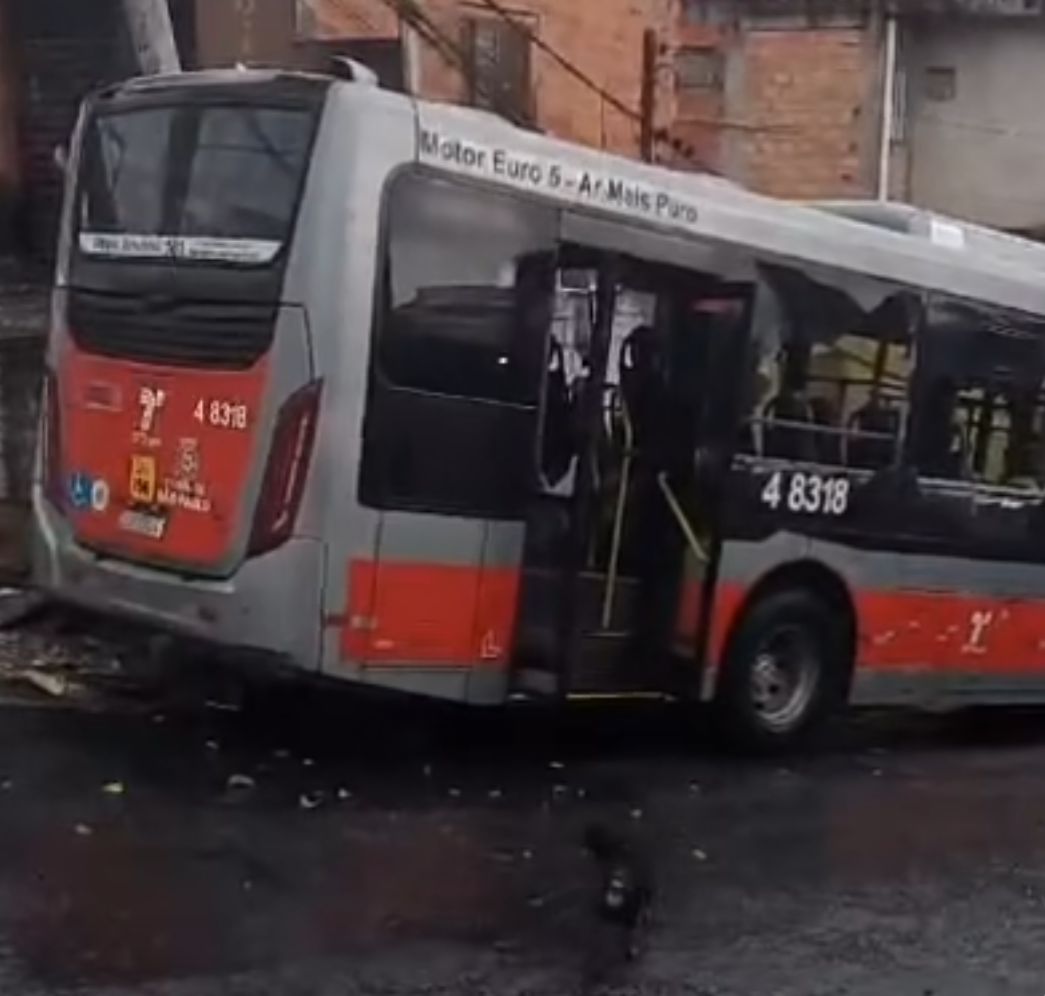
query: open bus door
[{"left": 511, "top": 249, "right": 756, "bottom": 701}]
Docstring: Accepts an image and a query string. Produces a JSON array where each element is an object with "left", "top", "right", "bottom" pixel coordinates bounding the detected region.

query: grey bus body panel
[{"left": 33, "top": 496, "right": 324, "bottom": 666}]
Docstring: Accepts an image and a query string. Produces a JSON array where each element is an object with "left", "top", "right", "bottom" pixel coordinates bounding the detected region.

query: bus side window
[
  {"left": 911, "top": 297, "right": 1045, "bottom": 489},
  {"left": 359, "top": 172, "right": 557, "bottom": 518},
  {"left": 751, "top": 265, "right": 918, "bottom": 472}
]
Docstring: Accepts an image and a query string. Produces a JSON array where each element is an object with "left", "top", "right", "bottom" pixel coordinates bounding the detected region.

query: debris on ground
[
  {"left": 691, "top": 848, "right": 709, "bottom": 862},
  {"left": 0, "top": 608, "right": 155, "bottom": 714},
  {"left": 74, "top": 824, "right": 93, "bottom": 837},
  {"left": 20, "top": 670, "right": 72, "bottom": 699},
  {"left": 0, "top": 591, "right": 46, "bottom": 630},
  {"left": 102, "top": 781, "right": 125, "bottom": 796},
  {"left": 299, "top": 791, "right": 325, "bottom": 811},
  {"left": 226, "top": 774, "right": 256, "bottom": 793}
]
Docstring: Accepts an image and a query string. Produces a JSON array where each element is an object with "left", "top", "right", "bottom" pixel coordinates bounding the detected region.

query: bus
[{"left": 32, "top": 67, "right": 1045, "bottom": 749}]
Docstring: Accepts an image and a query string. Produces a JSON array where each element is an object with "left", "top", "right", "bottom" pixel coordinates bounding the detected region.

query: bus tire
[{"left": 715, "top": 587, "right": 847, "bottom": 753}]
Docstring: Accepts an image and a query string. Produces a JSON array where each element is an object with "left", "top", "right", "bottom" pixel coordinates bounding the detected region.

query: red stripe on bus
[
  {"left": 857, "top": 590, "right": 1045, "bottom": 672},
  {"left": 696, "top": 582, "right": 1045, "bottom": 675},
  {"left": 340, "top": 559, "right": 519, "bottom": 667},
  {"left": 344, "top": 563, "right": 1045, "bottom": 676}
]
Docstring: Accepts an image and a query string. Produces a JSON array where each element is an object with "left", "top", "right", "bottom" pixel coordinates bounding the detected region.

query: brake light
[
  {"left": 249, "top": 380, "right": 322, "bottom": 557},
  {"left": 42, "top": 369, "right": 64, "bottom": 510}
]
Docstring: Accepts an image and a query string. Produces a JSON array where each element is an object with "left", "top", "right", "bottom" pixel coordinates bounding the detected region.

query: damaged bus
[{"left": 32, "top": 68, "right": 1045, "bottom": 748}]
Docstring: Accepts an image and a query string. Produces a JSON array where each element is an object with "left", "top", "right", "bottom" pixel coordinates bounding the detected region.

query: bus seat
[
  {"left": 847, "top": 399, "right": 900, "bottom": 470},
  {"left": 809, "top": 396, "right": 842, "bottom": 466},
  {"left": 762, "top": 392, "right": 817, "bottom": 462},
  {"left": 620, "top": 324, "right": 661, "bottom": 450}
]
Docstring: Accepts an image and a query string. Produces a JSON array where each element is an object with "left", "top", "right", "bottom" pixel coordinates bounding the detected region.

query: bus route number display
[{"left": 761, "top": 471, "right": 850, "bottom": 517}]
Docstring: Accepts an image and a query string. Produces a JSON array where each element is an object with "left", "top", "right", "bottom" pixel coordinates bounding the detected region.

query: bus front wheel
[{"left": 715, "top": 588, "right": 848, "bottom": 752}]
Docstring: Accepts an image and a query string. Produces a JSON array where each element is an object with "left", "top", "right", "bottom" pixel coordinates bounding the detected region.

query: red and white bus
[{"left": 32, "top": 68, "right": 1045, "bottom": 748}]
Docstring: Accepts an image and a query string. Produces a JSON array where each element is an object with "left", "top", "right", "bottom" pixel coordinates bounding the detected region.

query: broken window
[
  {"left": 909, "top": 297, "right": 1045, "bottom": 489},
  {"left": 742, "top": 264, "right": 920, "bottom": 472}
]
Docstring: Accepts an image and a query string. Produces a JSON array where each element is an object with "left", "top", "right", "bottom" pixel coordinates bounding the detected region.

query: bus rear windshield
[{"left": 77, "top": 104, "right": 315, "bottom": 266}]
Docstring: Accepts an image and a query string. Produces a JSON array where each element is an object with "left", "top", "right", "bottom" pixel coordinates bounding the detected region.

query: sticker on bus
[{"left": 129, "top": 456, "right": 158, "bottom": 505}]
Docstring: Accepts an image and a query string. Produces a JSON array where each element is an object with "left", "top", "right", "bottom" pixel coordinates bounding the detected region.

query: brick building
[
  {"left": 295, "top": 0, "right": 1045, "bottom": 227},
  {"left": 4, "top": 0, "right": 1045, "bottom": 257},
  {"left": 294, "top": 0, "right": 888, "bottom": 198}
]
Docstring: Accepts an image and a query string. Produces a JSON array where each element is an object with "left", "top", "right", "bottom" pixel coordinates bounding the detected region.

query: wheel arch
[{"left": 715, "top": 558, "right": 858, "bottom": 699}]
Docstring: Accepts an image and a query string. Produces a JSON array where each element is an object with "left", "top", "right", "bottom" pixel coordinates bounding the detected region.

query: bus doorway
[{"left": 512, "top": 251, "right": 754, "bottom": 699}]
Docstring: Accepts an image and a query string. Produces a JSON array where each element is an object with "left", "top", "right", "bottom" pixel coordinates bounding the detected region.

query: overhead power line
[
  {"left": 369, "top": 0, "right": 760, "bottom": 170},
  {"left": 372, "top": 0, "right": 530, "bottom": 127},
  {"left": 474, "top": 0, "right": 770, "bottom": 137}
]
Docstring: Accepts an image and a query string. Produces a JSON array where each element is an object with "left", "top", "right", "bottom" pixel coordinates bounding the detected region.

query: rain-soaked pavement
[{"left": 3, "top": 662, "right": 1045, "bottom": 996}]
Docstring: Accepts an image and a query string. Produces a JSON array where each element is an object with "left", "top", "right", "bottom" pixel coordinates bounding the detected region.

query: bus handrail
[
  {"left": 601, "top": 400, "right": 634, "bottom": 629},
  {"left": 657, "top": 473, "right": 710, "bottom": 565}
]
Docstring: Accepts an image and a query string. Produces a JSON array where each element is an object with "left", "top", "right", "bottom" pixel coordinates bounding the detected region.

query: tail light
[
  {"left": 249, "top": 379, "right": 322, "bottom": 557},
  {"left": 42, "top": 369, "right": 64, "bottom": 510}
]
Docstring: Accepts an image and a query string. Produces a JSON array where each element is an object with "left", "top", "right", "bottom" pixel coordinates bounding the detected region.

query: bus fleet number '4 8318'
[
  {"left": 761, "top": 471, "right": 851, "bottom": 517},
  {"left": 194, "top": 399, "right": 249, "bottom": 431}
]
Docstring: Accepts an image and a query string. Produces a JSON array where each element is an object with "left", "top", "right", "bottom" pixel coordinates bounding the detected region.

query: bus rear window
[{"left": 77, "top": 104, "right": 315, "bottom": 265}]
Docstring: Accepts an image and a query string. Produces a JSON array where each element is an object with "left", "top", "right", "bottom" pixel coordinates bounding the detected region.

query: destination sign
[{"left": 419, "top": 128, "right": 700, "bottom": 230}]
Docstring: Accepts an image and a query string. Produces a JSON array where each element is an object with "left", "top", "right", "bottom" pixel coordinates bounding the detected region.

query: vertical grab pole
[
  {"left": 557, "top": 259, "right": 618, "bottom": 687},
  {"left": 601, "top": 402, "right": 634, "bottom": 629}
]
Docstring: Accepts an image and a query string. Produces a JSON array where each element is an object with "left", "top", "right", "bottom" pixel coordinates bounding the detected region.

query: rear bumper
[{"left": 30, "top": 490, "right": 324, "bottom": 671}]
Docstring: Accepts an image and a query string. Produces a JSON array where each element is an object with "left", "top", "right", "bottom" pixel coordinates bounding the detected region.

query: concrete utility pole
[
  {"left": 122, "top": 0, "right": 181, "bottom": 75},
  {"left": 0, "top": 0, "right": 22, "bottom": 250}
]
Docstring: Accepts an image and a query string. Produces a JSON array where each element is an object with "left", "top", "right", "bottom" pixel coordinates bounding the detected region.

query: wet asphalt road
[{"left": 3, "top": 690, "right": 1045, "bottom": 995}]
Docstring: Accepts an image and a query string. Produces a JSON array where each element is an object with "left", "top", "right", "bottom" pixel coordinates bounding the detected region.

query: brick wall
[
  {"left": 299, "top": 2, "right": 885, "bottom": 196},
  {"left": 9, "top": 0, "right": 136, "bottom": 258},
  {"left": 194, "top": 0, "right": 298, "bottom": 67},
  {"left": 733, "top": 24, "right": 879, "bottom": 198},
  {"left": 300, "top": 0, "right": 679, "bottom": 161}
]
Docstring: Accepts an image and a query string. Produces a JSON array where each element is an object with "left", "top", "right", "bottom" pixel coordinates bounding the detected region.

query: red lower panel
[
  {"left": 693, "top": 582, "right": 1045, "bottom": 675},
  {"left": 345, "top": 560, "right": 1045, "bottom": 678},
  {"left": 857, "top": 591, "right": 1045, "bottom": 673},
  {"left": 339, "top": 560, "right": 519, "bottom": 667}
]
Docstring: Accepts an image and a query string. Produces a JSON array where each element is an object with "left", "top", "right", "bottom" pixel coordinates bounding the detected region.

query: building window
[
  {"left": 463, "top": 16, "right": 534, "bottom": 125},
  {"left": 924, "top": 66, "right": 956, "bottom": 102},
  {"left": 675, "top": 46, "right": 724, "bottom": 93}
]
